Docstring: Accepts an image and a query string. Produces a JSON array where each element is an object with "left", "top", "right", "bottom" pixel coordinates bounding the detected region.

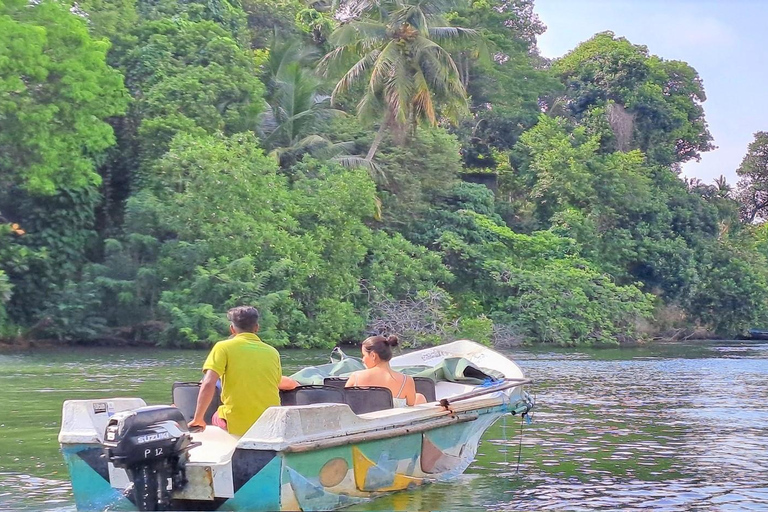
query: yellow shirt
[{"left": 202, "top": 332, "right": 281, "bottom": 436}]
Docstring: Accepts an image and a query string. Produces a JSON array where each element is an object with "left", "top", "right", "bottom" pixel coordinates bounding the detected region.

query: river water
[{"left": 1, "top": 340, "right": 766, "bottom": 511}]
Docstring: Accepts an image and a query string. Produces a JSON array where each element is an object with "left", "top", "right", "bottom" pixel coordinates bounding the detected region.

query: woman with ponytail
[{"left": 345, "top": 335, "right": 426, "bottom": 406}]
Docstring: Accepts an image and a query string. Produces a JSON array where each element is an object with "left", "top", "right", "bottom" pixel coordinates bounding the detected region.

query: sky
[{"left": 534, "top": 0, "right": 768, "bottom": 187}]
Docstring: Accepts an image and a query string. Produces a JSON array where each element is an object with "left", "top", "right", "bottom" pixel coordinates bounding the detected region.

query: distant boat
[
  {"left": 59, "top": 340, "right": 534, "bottom": 511},
  {"left": 748, "top": 328, "right": 768, "bottom": 340}
]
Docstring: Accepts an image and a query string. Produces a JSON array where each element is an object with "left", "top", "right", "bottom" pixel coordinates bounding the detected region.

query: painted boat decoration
[{"left": 59, "top": 340, "right": 534, "bottom": 511}]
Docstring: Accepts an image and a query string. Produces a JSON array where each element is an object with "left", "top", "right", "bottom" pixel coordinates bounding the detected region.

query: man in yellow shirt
[{"left": 189, "top": 306, "right": 297, "bottom": 436}]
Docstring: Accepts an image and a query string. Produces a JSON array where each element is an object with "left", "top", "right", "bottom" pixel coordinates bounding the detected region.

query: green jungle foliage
[
  {"left": 1, "top": 0, "right": 767, "bottom": 347},
  {"left": 0, "top": 0, "right": 128, "bottom": 195},
  {"left": 736, "top": 131, "right": 768, "bottom": 223}
]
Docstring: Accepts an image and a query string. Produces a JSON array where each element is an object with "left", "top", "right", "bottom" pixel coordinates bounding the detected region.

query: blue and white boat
[{"left": 59, "top": 340, "right": 534, "bottom": 511}]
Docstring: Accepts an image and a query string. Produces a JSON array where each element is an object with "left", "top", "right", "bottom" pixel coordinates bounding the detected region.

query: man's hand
[
  {"left": 190, "top": 369, "right": 220, "bottom": 431},
  {"left": 188, "top": 417, "right": 206, "bottom": 432}
]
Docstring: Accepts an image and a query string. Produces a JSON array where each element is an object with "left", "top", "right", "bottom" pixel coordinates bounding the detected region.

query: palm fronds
[{"left": 317, "top": 0, "right": 474, "bottom": 160}]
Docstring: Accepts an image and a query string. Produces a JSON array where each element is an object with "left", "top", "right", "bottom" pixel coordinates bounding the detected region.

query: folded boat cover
[
  {"left": 289, "top": 358, "right": 365, "bottom": 385},
  {"left": 400, "top": 358, "right": 504, "bottom": 384},
  {"left": 289, "top": 356, "right": 503, "bottom": 385}
]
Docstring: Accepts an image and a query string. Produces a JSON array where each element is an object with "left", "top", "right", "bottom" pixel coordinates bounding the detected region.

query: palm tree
[
  {"left": 713, "top": 175, "right": 732, "bottom": 199},
  {"left": 260, "top": 37, "right": 371, "bottom": 169},
  {"left": 318, "top": 0, "right": 473, "bottom": 162}
]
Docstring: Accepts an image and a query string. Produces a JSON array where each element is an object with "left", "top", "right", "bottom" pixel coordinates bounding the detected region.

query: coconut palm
[
  {"left": 713, "top": 175, "right": 732, "bottom": 199},
  {"left": 259, "top": 39, "right": 330, "bottom": 157},
  {"left": 260, "top": 37, "right": 375, "bottom": 170},
  {"left": 319, "top": 0, "right": 474, "bottom": 162}
]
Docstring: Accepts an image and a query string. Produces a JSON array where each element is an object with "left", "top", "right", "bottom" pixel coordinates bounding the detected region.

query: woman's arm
[
  {"left": 279, "top": 376, "right": 298, "bottom": 390},
  {"left": 405, "top": 376, "right": 418, "bottom": 406}
]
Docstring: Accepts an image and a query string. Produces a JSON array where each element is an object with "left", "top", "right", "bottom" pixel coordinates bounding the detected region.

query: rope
[
  {"left": 501, "top": 411, "right": 508, "bottom": 466},
  {"left": 514, "top": 390, "right": 535, "bottom": 475},
  {"left": 514, "top": 409, "right": 524, "bottom": 474}
]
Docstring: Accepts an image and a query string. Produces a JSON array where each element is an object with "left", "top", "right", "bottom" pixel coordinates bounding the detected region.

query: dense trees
[
  {"left": 0, "top": 0, "right": 128, "bottom": 335},
  {"left": 406, "top": 182, "right": 655, "bottom": 345},
  {"left": 0, "top": 0, "right": 128, "bottom": 194},
  {"left": 736, "top": 132, "right": 768, "bottom": 223},
  {"left": 551, "top": 32, "right": 714, "bottom": 166},
  {"left": 1, "top": 0, "right": 767, "bottom": 345}
]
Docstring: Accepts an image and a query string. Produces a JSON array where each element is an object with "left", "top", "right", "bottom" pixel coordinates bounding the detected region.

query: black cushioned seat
[
  {"left": 344, "top": 386, "right": 393, "bottom": 414},
  {"left": 280, "top": 384, "right": 395, "bottom": 414},
  {"left": 172, "top": 381, "right": 221, "bottom": 423},
  {"left": 323, "top": 377, "right": 349, "bottom": 389},
  {"left": 326, "top": 375, "right": 436, "bottom": 404},
  {"left": 280, "top": 385, "right": 346, "bottom": 406},
  {"left": 413, "top": 376, "right": 436, "bottom": 402}
]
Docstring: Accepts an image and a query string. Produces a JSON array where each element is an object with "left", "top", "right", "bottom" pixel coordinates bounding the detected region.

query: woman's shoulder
[{"left": 346, "top": 369, "right": 370, "bottom": 385}]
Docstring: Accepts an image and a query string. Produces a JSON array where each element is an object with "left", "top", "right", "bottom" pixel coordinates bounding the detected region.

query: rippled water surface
[{"left": 1, "top": 341, "right": 767, "bottom": 511}]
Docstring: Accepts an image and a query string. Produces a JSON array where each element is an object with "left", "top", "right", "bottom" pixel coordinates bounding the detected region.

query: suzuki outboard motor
[{"left": 103, "top": 405, "right": 195, "bottom": 511}]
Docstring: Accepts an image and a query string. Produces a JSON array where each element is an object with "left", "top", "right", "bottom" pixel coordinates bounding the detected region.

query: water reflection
[
  {"left": 0, "top": 472, "right": 74, "bottom": 512},
  {"left": 351, "top": 341, "right": 768, "bottom": 511},
  {"left": 1, "top": 341, "right": 767, "bottom": 511}
]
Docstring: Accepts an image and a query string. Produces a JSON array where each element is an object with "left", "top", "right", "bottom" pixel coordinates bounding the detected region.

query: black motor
[{"left": 103, "top": 405, "right": 195, "bottom": 511}]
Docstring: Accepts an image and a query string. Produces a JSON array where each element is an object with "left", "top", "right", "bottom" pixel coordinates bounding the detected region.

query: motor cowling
[{"left": 103, "top": 405, "right": 194, "bottom": 511}]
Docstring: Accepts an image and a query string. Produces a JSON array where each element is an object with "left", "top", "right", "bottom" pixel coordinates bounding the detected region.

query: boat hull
[
  {"left": 62, "top": 400, "right": 530, "bottom": 511},
  {"left": 235, "top": 404, "right": 521, "bottom": 512}
]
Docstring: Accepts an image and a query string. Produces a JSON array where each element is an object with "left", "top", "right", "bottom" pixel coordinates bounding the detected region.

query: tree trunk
[
  {"left": 366, "top": 117, "right": 389, "bottom": 162},
  {"left": 461, "top": 54, "right": 470, "bottom": 89}
]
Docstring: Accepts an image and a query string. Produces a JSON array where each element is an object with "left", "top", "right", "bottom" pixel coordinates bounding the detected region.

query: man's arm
[
  {"left": 279, "top": 375, "right": 298, "bottom": 390},
  {"left": 189, "top": 369, "right": 220, "bottom": 430}
]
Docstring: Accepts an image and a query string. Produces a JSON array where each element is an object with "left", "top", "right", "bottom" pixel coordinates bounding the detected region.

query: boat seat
[
  {"left": 413, "top": 376, "right": 436, "bottom": 402},
  {"left": 280, "top": 385, "right": 346, "bottom": 406},
  {"left": 323, "top": 376, "right": 348, "bottom": 388},
  {"left": 172, "top": 381, "right": 221, "bottom": 423},
  {"left": 344, "top": 386, "right": 393, "bottom": 414},
  {"left": 326, "top": 375, "right": 436, "bottom": 403},
  {"left": 281, "top": 384, "right": 394, "bottom": 414}
]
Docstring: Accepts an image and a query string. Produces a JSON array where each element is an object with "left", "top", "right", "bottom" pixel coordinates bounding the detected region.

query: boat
[
  {"left": 59, "top": 340, "right": 534, "bottom": 511},
  {"left": 748, "top": 328, "right": 768, "bottom": 340}
]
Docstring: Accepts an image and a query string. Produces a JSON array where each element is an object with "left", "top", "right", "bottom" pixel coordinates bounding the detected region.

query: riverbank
[{"left": 0, "top": 329, "right": 752, "bottom": 353}]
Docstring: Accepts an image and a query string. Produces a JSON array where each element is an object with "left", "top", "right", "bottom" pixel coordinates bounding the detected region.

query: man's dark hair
[{"left": 227, "top": 306, "right": 260, "bottom": 332}]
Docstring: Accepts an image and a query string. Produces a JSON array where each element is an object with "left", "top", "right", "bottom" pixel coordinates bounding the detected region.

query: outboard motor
[{"left": 103, "top": 405, "right": 195, "bottom": 511}]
